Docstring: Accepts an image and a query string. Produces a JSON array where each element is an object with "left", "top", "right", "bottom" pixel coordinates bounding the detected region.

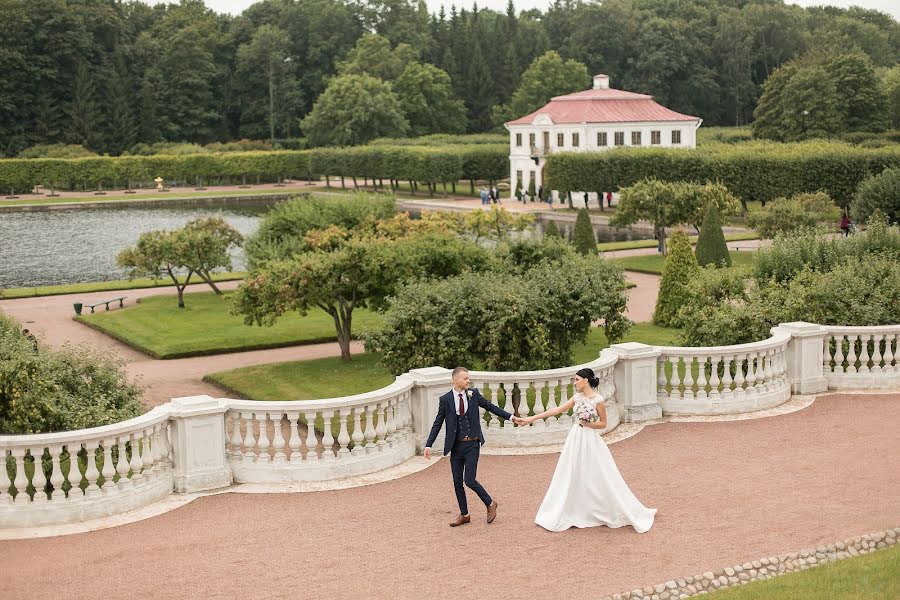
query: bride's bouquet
[{"left": 576, "top": 404, "right": 599, "bottom": 424}]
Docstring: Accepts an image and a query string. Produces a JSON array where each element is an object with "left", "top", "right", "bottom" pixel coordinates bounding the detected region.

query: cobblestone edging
[{"left": 601, "top": 527, "right": 899, "bottom": 600}]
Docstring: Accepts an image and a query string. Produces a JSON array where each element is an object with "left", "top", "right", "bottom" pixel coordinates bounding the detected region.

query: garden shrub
[
  {"left": 851, "top": 167, "right": 900, "bottom": 224},
  {"left": 572, "top": 208, "right": 597, "bottom": 255},
  {"left": 695, "top": 204, "right": 731, "bottom": 266},
  {"left": 653, "top": 231, "right": 699, "bottom": 327},
  {"left": 747, "top": 192, "right": 840, "bottom": 238}
]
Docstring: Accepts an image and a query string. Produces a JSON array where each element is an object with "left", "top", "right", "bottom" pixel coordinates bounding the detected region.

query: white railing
[
  {"left": 470, "top": 354, "right": 619, "bottom": 446},
  {"left": 823, "top": 326, "right": 900, "bottom": 389},
  {"left": 3, "top": 321, "right": 898, "bottom": 530},
  {"left": 0, "top": 405, "right": 173, "bottom": 528},
  {"left": 224, "top": 376, "right": 416, "bottom": 483},
  {"left": 655, "top": 333, "right": 791, "bottom": 414}
]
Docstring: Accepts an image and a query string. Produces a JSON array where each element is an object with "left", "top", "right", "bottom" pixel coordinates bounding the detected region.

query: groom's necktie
[{"left": 458, "top": 392, "right": 465, "bottom": 416}]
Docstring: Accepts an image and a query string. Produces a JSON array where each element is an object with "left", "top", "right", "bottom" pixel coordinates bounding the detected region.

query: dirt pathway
[{"left": 1, "top": 393, "right": 896, "bottom": 600}]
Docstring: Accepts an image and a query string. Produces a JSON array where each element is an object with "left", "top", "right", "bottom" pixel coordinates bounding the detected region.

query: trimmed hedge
[
  {"left": 0, "top": 144, "right": 512, "bottom": 194},
  {"left": 545, "top": 141, "right": 900, "bottom": 208}
]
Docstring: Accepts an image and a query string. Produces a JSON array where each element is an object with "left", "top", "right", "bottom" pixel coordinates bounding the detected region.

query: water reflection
[{"left": 0, "top": 206, "right": 266, "bottom": 288}]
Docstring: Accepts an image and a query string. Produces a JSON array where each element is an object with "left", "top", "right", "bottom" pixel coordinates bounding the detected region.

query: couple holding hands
[{"left": 424, "top": 366, "right": 656, "bottom": 533}]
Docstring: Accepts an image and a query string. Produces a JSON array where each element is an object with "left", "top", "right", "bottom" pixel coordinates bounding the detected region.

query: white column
[
  {"left": 169, "top": 395, "right": 233, "bottom": 493},
  {"left": 606, "top": 344, "right": 663, "bottom": 422},
  {"left": 406, "top": 368, "right": 453, "bottom": 453},
  {"left": 770, "top": 322, "right": 828, "bottom": 394}
]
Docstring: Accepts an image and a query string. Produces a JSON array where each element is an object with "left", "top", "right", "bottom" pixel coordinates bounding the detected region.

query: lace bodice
[{"left": 573, "top": 392, "right": 603, "bottom": 414}]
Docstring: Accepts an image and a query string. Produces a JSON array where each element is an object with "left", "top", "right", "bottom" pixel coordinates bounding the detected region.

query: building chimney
[{"left": 593, "top": 74, "right": 610, "bottom": 90}]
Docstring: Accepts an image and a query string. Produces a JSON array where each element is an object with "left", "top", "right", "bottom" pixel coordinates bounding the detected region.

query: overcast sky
[{"left": 144, "top": 0, "right": 900, "bottom": 20}]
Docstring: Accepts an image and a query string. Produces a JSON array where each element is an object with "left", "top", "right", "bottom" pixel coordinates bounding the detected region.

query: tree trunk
[
  {"left": 469, "top": 179, "right": 474, "bottom": 195},
  {"left": 656, "top": 226, "right": 668, "bottom": 256},
  {"left": 451, "top": 181, "right": 456, "bottom": 194},
  {"left": 176, "top": 285, "right": 186, "bottom": 308},
  {"left": 198, "top": 271, "right": 222, "bottom": 294}
]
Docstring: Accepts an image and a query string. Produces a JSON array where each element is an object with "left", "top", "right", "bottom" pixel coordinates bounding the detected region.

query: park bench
[{"left": 84, "top": 296, "right": 127, "bottom": 313}]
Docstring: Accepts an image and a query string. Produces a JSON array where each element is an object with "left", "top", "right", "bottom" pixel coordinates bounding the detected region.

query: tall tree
[
  {"left": 394, "top": 62, "right": 467, "bottom": 136},
  {"left": 66, "top": 62, "right": 101, "bottom": 150},
  {"left": 508, "top": 51, "right": 589, "bottom": 117}
]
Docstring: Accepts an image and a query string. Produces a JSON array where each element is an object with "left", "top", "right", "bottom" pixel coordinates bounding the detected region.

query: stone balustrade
[
  {"left": 823, "top": 325, "right": 900, "bottom": 389},
  {"left": 2, "top": 321, "right": 897, "bottom": 530},
  {"left": 225, "top": 376, "right": 416, "bottom": 483},
  {"left": 0, "top": 405, "right": 173, "bottom": 528},
  {"left": 655, "top": 332, "right": 792, "bottom": 415}
]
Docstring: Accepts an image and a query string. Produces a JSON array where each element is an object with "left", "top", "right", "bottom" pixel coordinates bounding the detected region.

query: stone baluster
[
  {"left": 48, "top": 445, "right": 64, "bottom": 501},
  {"left": 734, "top": 354, "right": 746, "bottom": 394},
  {"left": 304, "top": 410, "right": 319, "bottom": 460},
  {"left": 375, "top": 402, "right": 387, "bottom": 448},
  {"left": 153, "top": 423, "right": 168, "bottom": 470},
  {"left": 666, "top": 356, "right": 682, "bottom": 400},
  {"left": 229, "top": 412, "right": 243, "bottom": 459},
  {"left": 364, "top": 403, "right": 378, "bottom": 450},
  {"left": 744, "top": 353, "right": 757, "bottom": 393},
  {"left": 721, "top": 356, "right": 735, "bottom": 399},
  {"left": 256, "top": 413, "right": 271, "bottom": 463},
  {"left": 764, "top": 350, "right": 776, "bottom": 390},
  {"left": 159, "top": 423, "right": 172, "bottom": 467},
  {"left": 823, "top": 337, "right": 833, "bottom": 374},
  {"left": 870, "top": 334, "right": 885, "bottom": 372},
  {"left": 885, "top": 334, "right": 897, "bottom": 372},
  {"left": 858, "top": 334, "right": 871, "bottom": 373},
  {"left": 101, "top": 439, "right": 117, "bottom": 493},
  {"left": 536, "top": 381, "right": 550, "bottom": 427},
  {"left": 350, "top": 408, "right": 365, "bottom": 456},
  {"left": 287, "top": 412, "right": 302, "bottom": 461},
  {"left": 129, "top": 432, "right": 144, "bottom": 483},
  {"left": 696, "top": 356, "right": 708, "bottom": 400},
  {"left": 846, "top": 334, "right": 859, "bottom": 373},
  {"left": 11, "top": 449, "right": 28, "bottom": 503},
  {"left": 31, "top": 447, "right": 48, "bottom": 503},
  {"left": 66, "top": 443, "right": 83, "bottom": 500},
  {"left": 833, "top": 335, "right": 845, "bottom": 373},
  {"left": 336, "top": 409, "right": 351, "bottom": 457},
  {"left": 270, "top": 412, "right": 286, "bottom": 464},
  {"left": 83, "top": 441, "right": 102, "bottom": 497},
  {"left": 683, "top": 356, "right": 696, "bottom": 400},
  {"left": 115, "top": 436, "right": 130, "bottom": 490},
  {"left": 242, "top": 413, "right": 257, "bottom": 461},
  {"left": 0, "top": 450, "right": 10, "bottom": 504},
  {"left": 141, "top": 428, "right": 154, "bottom": 473},
  {"left": 321, "top": 411, "right": 336, "bottom": 460},
  {"left": 384, "top": 399, "right": 397, "bottom": 444},
  {"left": 708, "top": 356, "right": 721, "bottom": 400}
]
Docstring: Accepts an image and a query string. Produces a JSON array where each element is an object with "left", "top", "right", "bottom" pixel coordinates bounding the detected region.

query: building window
[
  {"left": 597, "top": 132, "right": 608, "bottom": 146},
  {"left": 516, "top": 170, "right": 523, "bottom": 189},
  {"left": 543, "top": 131, "right": 550, "bottom": 149},
  {"left": 557, "top": 133, "right": 564, "bottom": 147},
  {"left": 515, "top": 133, "right": 522, "bottom": 147},
  {"left": 651, "top": 131, "right": 661, "bottom": 145},
  {"left": 614, "top": 132, "right": 625, "bottom": 146},
  {"left": 572, "top": 133, "right": 580, "bottom": 147},
  {"left": 631, "top": 131, "right": 642, "bottom": 146},
  {"left": 529, "top": 133, "right": 536, "bottom": 147},
  {"left": 672, "top": 130, "right": 682, "bottom": 144}
]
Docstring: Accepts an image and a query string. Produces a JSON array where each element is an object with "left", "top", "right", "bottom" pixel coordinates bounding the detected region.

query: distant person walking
[
  {"left": 840, "top": 211, "right": 852, "bottom": 237},
  {"left": 480, "top": 187, "right": 489, "bottom": 206}
]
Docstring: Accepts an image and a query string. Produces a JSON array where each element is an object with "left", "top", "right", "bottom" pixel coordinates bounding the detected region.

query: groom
[{"left": 424, "top": 367, "right": 525, "bottom": 527}]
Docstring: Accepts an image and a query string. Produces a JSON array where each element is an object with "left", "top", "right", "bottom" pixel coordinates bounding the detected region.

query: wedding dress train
[{"left": 535, "top": 396, "right": 656, "bottom": 533}]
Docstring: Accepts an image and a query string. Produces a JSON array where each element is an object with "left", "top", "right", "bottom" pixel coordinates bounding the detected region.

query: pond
[{"left": 0, "top": 205, "right": 267, "bottom": 289}]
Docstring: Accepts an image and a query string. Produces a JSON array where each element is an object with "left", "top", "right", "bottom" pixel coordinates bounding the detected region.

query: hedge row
[
  {"left": 0, "top": 151, "right": 314, "bottom": 193},
  {"left": 545, "top": 141, "right": 900, "bottom": 207},
  {"left": 0, "top": 145, "right": 511, "bottom": 193}
]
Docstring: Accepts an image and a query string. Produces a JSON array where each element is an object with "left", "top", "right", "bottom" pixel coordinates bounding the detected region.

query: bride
[{"left": 524, "top": 367, "right": 657, "bottom": 533}]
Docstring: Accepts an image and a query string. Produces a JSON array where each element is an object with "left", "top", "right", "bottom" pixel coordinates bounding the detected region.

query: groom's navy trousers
[{"left": 425, "top": 388, "right": 512, "bottom": 516}]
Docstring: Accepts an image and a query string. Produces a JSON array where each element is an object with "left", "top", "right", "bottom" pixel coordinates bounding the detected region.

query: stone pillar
[
  {"left": 406, "top": 367, "right": 453, "bottom": 454},
  {"left": 169, "top": 395, "right": 233, "bottom": 493},
  {"left": 608, "top": 343, "right": 663, "bottom": 422},
  {"left": 771, "top": 322, "right": 828, "bottom": 394}
]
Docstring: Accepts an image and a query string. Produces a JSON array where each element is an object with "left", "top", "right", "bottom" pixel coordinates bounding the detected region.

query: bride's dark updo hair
[{"left": 575, "top": 368, "right": 600, "bottom": 388}]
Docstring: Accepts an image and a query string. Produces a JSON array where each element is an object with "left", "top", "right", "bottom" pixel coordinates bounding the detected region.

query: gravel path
[{"left": 1, "top": 393, "right": 896, "bottom": 600}]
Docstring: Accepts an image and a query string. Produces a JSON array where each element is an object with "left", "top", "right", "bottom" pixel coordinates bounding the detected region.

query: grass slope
[{"left": 79, "top": 291, "right": 382, "bottom": 359}]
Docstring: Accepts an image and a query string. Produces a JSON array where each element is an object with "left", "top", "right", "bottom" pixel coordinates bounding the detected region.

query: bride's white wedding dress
[{"left": 535, "top": 393, "right": 657, "bottom": 533}]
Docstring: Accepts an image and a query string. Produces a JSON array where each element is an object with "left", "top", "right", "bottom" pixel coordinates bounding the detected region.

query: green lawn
[
  {"left": 1, "top": 272, "right": 245, "bottom": 299},
  {"left": 708, "top": 544, "right": 899, "bottom": 599},
  {"left": 79, "top": 291, "right": 382, "bottom": 359},
  {"left": 598, "top": 232, "right": 758, "bottom": 252},
  {"left": 612, "top": 250, "right": 757, "bottom": 275},
  {"left": 206, "top": 322, "right": 681, "bottom": 401}
]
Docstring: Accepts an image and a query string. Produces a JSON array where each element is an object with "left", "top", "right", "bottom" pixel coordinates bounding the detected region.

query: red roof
[{"left": 506, "top": 87, "right": 699, "bottom": 125}]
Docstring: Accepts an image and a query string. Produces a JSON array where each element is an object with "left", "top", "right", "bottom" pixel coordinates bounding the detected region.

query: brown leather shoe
[
  {"left": 487, "top": 500, "right": 498, "bottom": 524},
  {"left": 450, "top": 514, "right": 471, "bottom": 527}
]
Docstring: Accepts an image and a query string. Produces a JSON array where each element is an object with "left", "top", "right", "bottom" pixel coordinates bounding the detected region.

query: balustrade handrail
[
  {"left": 468, "top": 354, "right": 616, "bottom": 381},
  {"left": 224, "top": 374, "right": 414, "bottom": 412},
  {"left": 0, "top": 404, "right": 172, "bottom": 446},
  {"left": 654, "top": 332, "right": 790, "bottom": 356},
  {"left": 823, "top": 325, "right": 900, "bottom": 334}
]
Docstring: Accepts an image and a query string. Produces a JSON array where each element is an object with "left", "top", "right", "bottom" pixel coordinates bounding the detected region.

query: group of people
[
  {"left": 514, "top": 187, "right": 616, "bottom": 210},
  {"left": 424, "top": 366, "right": 656, "bottom": 534},
  {"left": 479, "top": 185, "right": 502, "bottom": 206}
]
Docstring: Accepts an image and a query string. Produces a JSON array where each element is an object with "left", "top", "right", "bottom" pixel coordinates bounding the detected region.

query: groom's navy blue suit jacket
[{"left": 425, "top": 388, "right": 512, "bottom": 456}]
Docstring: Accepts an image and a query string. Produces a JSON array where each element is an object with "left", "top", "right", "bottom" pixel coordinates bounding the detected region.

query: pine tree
[
  {"left": 572, "top": 208, "right": 597, "bottom": 255},
  {"left": 653, "top": 231, "right": 699, "bottom": 327},
  {"left": 695, "top": 204, "right": 731, "bottom": 267},
  {"left": 66, "top": 62, "right": 100, "bottom": 150},
  {"left": 543, "top": 219, "right": 561, "bottom": 239}
]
